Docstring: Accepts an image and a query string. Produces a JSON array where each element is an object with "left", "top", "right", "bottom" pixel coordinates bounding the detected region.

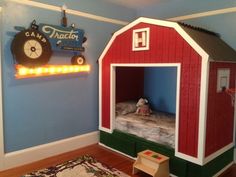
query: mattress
[{"left": 115, "top": 111, "right": 175, "bottom": 149}]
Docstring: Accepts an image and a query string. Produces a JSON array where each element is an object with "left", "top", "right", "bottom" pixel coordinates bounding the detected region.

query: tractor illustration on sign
[{"left": 11, "top": 19, "right": 87, "bottom": 68}]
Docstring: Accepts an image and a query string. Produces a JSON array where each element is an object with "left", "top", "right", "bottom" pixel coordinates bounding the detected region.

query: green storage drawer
[
  {"left": 100, "top": 130, "right": 136, "bottom": 157},
  {"left": 100, "top": 130, "right": 234, "bottom": 177}
]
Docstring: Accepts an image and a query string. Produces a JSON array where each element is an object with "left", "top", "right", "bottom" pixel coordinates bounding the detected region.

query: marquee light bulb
[
  {"left": 15, "top": 65, "right": 90, "bottom": 79},
  {"left": 19, "top": 68, "right": 27, "bottom": 75},
  {"left": 36, "top": 68, "right": 43, "bottom": 75}
]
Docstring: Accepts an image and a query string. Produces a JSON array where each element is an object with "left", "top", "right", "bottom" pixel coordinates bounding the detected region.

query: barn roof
[
  {"left": 99, "top": 17, "right": 236, "bottom": 63},
  {"left": 179, "top": 23, "right": 236, "bottom": 62}
]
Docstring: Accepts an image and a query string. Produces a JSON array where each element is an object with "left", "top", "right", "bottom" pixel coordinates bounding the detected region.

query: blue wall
[
  {"left": 144, "top": 67, "right": 177, "bottom": 114},
  {"left": 2, "top": 0, "right": 236, "bottom": 153},
  {"left": 138, "top": 0, "right": 236, "bottom": 50},
  {"left": 1, "top": 1, "right": 136, "bottom": 153}
]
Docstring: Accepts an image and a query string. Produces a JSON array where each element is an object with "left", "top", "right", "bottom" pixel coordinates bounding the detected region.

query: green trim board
[
  {"left": 187, "top": 148, "right": 234, "bottom": 177},
  {"left": 100, "top": 130, "right": 186, "bottom": 176},
  {"left": 100, "top": 130, "right": 136, "bottom": 157},
  {"left": 100, "top": 130, "right": 234, "bottom": 177}
]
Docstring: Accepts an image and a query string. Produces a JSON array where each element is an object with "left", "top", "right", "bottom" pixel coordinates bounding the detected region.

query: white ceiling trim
[
  {"left": 7, "top": 0, "right": 236, "bottom": 24},
  {"left": 10, "top": 0, "right": 129, "bottom": 25},
  {"left": 168, "top": 6, "right": 236, "bottom": 21}
]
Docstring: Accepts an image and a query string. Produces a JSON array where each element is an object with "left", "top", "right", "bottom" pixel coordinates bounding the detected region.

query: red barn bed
[{"left": 99, "top": 17, "right": 236, "bottom": 176}]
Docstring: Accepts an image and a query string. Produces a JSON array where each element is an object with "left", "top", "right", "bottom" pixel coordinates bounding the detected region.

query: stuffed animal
[{"left": 135, "top": 98, "right": 152, "bottom": 116}]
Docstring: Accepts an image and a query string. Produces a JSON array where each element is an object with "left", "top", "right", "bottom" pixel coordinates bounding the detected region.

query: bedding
[
  {"left": 115, "top": 102, "right": 175, "bottom": 148},
  {"left": 115, "top": 101, "right": 137, "bottom": 115}
]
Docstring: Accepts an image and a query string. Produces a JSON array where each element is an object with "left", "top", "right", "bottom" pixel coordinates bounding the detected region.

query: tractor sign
[{"left": 11, "top": 20, "right": 87, "bottom": 67}]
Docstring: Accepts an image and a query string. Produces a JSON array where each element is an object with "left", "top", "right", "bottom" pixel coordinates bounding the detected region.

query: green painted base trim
[
  {"left": 187, "top": 148, "right": 234, "bottom": 177},
  {"left": 100, "top": 130, "right": 186, "bottom": 176},
  {"left": 100, "top": 130, "right": 234, "bottom": 177},
  {"left": 100, "top": 129, "right": 136, "bottom": 157}
]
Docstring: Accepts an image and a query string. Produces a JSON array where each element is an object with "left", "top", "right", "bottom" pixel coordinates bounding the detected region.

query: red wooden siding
[
  {"left": 116, "top": 67, "right": 144, "bottom": 103},
  {"left": 101, "top": 23, "right": 202, "bottom": 158},
  {"left": 205, "top": 62, "right": 236, "bottom": 157}
]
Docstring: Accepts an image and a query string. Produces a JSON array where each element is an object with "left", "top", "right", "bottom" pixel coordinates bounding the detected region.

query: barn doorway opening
[{"left": 110, "top": 64, "right": 180, "bottom": 149}]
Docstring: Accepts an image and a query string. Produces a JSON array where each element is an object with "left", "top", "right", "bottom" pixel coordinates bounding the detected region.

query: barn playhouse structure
[{"left": 98, "top": 17, "right": 236, "bottom": 177}]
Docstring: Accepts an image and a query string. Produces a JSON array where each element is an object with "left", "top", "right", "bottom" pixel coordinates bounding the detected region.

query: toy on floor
[
  {"left": 133, "top": 149, "right": 170, "bottom": 177},
  {"left": 135, "top": 98, "right": 152, "bottom": 116}
]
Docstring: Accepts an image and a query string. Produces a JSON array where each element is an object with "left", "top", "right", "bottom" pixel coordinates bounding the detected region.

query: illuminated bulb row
[{"left": 15, "top": 65, "right": 90, "bottom": 78}]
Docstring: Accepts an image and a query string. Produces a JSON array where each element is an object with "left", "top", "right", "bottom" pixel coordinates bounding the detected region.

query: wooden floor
[{"left": 0, "top": 144, "right": 235, "bottom": 177}]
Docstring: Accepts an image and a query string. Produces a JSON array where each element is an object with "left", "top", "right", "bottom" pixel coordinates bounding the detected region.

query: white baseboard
[{"left": 1, "top": 131, "right": 99, "bottom": 170}]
